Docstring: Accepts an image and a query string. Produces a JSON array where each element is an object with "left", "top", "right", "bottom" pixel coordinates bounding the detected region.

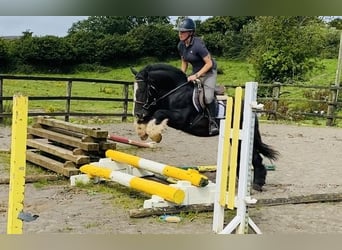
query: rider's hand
[{"left": 187, "top": 74, "right": 198, "bottom": 82}]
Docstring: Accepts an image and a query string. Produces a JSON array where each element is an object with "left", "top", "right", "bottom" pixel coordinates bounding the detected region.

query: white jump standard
[{"left": 212, "top": 82, "right": 262, "bottom": 234}]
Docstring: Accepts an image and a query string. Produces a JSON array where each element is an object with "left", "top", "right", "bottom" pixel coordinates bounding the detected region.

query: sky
[
  {"left": 0, "top": 16, "right": 88, "bottom": 37},
  {"left": 0, "top": 16, "right": 210, "bottom": 37}
]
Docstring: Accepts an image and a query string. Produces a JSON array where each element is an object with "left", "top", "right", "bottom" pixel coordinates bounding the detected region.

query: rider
[{"left": 175, "top": 17, "right": 219, "bottom": 135}]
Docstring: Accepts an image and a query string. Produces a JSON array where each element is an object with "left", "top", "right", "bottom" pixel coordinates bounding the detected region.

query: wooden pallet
[{"left": 26, "top": 116, "right": 116, "bottom": 177}]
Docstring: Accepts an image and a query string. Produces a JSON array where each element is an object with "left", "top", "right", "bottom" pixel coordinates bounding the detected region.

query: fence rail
[
  {"left": 0, "top": 74, "right": 134, "bottom": 123},
  {"left": 1, "top": 74, "right": 342, "bottom": 126},
  {"left": 225, "top": 82, "right": 342, "bottom": 126}
]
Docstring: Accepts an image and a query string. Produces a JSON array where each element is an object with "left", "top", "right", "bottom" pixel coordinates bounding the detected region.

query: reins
[{"left": 143, "top": 80, "right": 190, "bottom": 110}]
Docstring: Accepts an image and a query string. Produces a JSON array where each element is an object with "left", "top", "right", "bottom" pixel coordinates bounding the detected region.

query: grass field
[{"left": 1, "top": 58, "right": 341, "bottom": 127}]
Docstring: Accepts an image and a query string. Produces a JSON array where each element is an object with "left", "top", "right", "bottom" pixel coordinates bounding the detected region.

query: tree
[
  {"left": 198, "top": 16, "right": 255, "bottom": 58},
  {"left": 11, "top": 35, "right": 75, "bottom": 71},
  {"left": 68, "top": 16, "right": 171, "bottom": 36},
  {"left": 245, "top": 16, "right": 327, "bottom": 83},
  {"left": 126, "top": 23, "right": 178, "bottom": 60},
  {"left": 328, "top": 17, "right": 342, "bottom": 30}
]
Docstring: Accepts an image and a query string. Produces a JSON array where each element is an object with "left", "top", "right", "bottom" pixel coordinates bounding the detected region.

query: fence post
[
  {"left": 65, "top": 80, "right": 72, "bottom": 122},
  {"left": 270, "top": 82, "right": 281, "bottom": 120},
  {"left": 0, "top": 77, "right": 3, "bottom": 124},
  {"left": 122, "top": 83, "right": 129, "bottom": 122},
  {"left": 327, "top": 31, "right": 342, "bottom": 126}
]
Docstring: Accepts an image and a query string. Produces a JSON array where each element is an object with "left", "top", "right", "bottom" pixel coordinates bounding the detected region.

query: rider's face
[{"left": 179, "top": 31, "right": 191, "bottom": 41}]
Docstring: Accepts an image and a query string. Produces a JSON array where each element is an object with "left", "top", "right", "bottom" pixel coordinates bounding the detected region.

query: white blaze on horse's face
[{"left": 133, "top": 81, "right": 138, "bottom": 117}]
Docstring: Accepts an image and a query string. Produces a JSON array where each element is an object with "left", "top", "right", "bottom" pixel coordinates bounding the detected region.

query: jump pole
[
  {"left": 212, "top": 82, "right": 262, "bottom": 234},
  {"left": 79, "top": 164, "right": 185, "bottom": 204},
  {"left": 107, "top": 134, "right": 156, "bottom": 148},
  {"left": 7, "top": 95, "right": 28, "bottom": 234},
  {"left": 105, "top": 149, "right": 209, "bottom": 187}
]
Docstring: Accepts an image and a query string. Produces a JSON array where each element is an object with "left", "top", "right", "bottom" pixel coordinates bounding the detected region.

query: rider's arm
[
  {"left": 188, "top": 54, "right": 213, "bottom": 81},
  {"left": 181, "top": 58, "right": 188, "bottom": 74}
]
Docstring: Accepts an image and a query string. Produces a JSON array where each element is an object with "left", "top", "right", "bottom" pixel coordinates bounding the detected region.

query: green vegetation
[
  {"left": 2, "top": 57, "right": 341, "bottom": 127},
  {"left": 1, "top": 16, "right": 342, "bottom": 126}
]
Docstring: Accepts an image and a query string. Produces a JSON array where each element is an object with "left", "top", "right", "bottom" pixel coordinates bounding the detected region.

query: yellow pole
[
  {"left": 227, "top": 87, "right": 242, "bottom": 209},
  {"left": 219, "top": 96, "right": 233, "bottom": 206},
  {"left": 80, "top": 165, "right": 185, "bottom": 204},
  {"left": 105, "top": 149, "right": 209, "bottom": 187},
  {"left": 7, "top": 95, "right": 28, "bottom": 234}
]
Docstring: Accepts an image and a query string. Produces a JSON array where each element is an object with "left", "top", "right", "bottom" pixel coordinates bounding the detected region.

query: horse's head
[
  {"left": 131, "top": 66, "right": 157, "bottom": 123},
  {"left": 131, "top": 64, "right": 187, "bottom": 122},
  {"left": 130, "top": 64, "right": 189, "bottom": 142}
]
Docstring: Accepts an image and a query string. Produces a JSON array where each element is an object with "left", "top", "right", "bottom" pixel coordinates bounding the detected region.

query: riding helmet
[{"left": 175, "top": 18, "right": 196, "bottom": 32}]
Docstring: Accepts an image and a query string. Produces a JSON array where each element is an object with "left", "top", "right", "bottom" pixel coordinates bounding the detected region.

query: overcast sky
[
  {"left": 0, "top": 16, "right": 88, "bottom": 37},
  {"left": 0, "top": 16, "right": 210, "bottom": 37}
]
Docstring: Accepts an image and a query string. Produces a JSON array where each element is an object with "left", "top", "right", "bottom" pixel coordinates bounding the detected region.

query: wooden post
[
  {"left": 271, "top": 83, "right": 281, "bottom": 120},
  {"left": 122, "top": 83, "right": 129, "bottom": 122},
  {"left": 65, "top": 80, "right": 72, "bottom": 122},
  {"left": 327, "top": 31, "right": 342, "bottom": 126},
  {"left": 7, "top": 95, "right": 28, "bottom": 234},
  {"left": 0, "top": 77, "right": 3, "bottom": 124}
]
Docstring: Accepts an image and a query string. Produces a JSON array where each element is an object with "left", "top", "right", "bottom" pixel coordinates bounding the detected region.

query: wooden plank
[
  {"left": 26, "top": 151, "right": 80, "bottom": 177},
  {"left": 129, "top": 204, "right": 214, "bottom": 218},
  {"left": 250, "top": 193, "right": 342, "bottom": 207},
  {"left": 27, "top": 127, "right": 99, "bottom": 151},
  {"left": 27, "top": 139, "right": 90, "bottom": 165},
  {"left": 99, "top": 141, "right": 116, "bottom": 151},
  {"left": 0, "top": 175, "right": 61, "bottom": 185},
  {"left": 129, "top": 192, "right": 342, "bottom": 218},
  {"left": 35, "top": 116, "right": 108, "bottom": 138}
]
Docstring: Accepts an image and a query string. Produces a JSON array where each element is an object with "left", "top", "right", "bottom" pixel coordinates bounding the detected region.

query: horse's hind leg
[{"left": 252, "top": 150, "right": 267, "bottom": 191}]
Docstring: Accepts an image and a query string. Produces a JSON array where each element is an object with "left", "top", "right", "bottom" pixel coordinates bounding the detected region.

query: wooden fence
[
  {"left": 225, "top": 82, "right": 342, "bottom": 126},
  {"left": 1, "top": 74, "right": 342, "bottom": 126},
  {"left": 0, "top": 75, "right": 134, "bottom": 123}
]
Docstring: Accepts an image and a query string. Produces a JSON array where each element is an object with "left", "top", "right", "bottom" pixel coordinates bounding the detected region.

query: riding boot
[{"left": 207, "top": 101, "right": 219, "bottom": 136}]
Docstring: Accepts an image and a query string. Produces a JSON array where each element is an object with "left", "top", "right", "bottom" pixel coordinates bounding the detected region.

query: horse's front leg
[
  {"left": 133, "top": 120, "right": 149, "bottom": 141},
  {"left": 146, "top": 118, "right": 168, "bottom": 143},
  {"left": 146, "top": 109, "right": 188, "bottom": 143}
]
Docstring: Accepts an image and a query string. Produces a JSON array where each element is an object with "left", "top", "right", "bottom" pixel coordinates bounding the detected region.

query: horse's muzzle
[{"left": 135, "top": 114, "right": 145, "bottom": 123}]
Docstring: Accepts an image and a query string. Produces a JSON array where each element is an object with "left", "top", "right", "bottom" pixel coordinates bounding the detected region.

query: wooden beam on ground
[
  {"left": 35, "top": 116, "right": 108, "bottom": 138},
  {"left": 27, "top": 138, "right": 90, "bottom": 165},
  {"left": 250, "top": 192, "right": 342, "bottom": 207},
  {"left": 27, "top": 127, "right": 99, "bottom": 151},
  {"left": 26, "top": 150, "right": 80, "bottom": 177},
  {"left": 129, "top": 204, "right": 214, "bottom": 218},
  {"left": 0, "top": 175, "right": 61, "bottom": 185},
  {"left": 129, "top": 192, "right": 342, "bottom": 218}
]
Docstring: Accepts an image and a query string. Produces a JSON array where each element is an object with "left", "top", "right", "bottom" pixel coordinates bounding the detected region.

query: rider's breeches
[{"left": 201, "top": 69, "right": 217, "bottom": 104}]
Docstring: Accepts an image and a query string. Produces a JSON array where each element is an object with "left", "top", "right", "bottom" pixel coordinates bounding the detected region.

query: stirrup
[{"left": 209, "top": 122, "right": 219, "bottom": 135}]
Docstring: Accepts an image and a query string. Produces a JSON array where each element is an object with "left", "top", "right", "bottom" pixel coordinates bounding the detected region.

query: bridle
[{"left": 134, "top": 78, "right": 190, "bottom": 111}]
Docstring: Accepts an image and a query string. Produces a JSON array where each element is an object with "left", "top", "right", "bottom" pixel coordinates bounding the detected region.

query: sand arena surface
[{"left": 1, "top": 122, "right": 342, "bottom": 233}]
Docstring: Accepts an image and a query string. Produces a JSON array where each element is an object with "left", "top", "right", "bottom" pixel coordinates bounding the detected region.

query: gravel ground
[{"left": 1, "top": 122, "right": 342, "bottom": 234}]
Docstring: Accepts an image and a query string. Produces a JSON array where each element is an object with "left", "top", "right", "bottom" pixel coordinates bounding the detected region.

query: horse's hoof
[
  {"left": 140, "top": 134, "right": 148, "bottom": 141},
  {"left": 252, "top": 183, "right": 263, "bottom": 192},
  {"left": 150, "top": 134, "right": 162, "bottom": 143}
]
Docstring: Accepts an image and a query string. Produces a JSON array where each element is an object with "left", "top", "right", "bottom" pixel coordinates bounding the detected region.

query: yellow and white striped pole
[
  {"left": 80, "top": 165, "right": 185, "bottom": 204},
  {"left": 7, "top": 95, "right": 28, "bottom": 234},
  {"left": 105, "top": 149, "right": 209, "bottom": 187}
]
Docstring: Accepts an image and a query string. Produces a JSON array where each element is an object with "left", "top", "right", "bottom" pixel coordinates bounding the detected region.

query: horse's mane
[{"left": 142, "top": 63, "right": 187, "bottom": 88}]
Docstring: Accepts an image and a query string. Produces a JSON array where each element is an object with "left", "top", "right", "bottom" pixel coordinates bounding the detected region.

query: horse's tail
[{"left": 253, "top": 117, "right": 280, "bottom": 161}]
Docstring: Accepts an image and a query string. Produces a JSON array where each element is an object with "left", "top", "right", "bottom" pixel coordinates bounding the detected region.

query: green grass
[{"left": 2, "top": 58, "right": 341, "bottom": 127}]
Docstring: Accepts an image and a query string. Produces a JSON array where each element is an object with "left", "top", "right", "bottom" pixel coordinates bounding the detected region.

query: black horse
[{"left": 131, "top": 63, "right": 279, "bottom": 191}]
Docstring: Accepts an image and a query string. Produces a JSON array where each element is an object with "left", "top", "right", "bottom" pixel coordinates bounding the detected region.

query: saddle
[{"left": 192, "top": 80, "right": 226, "bottom": 112}]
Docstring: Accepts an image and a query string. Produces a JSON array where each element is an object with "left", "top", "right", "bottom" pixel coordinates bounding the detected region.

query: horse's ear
[{"left": 130, "top": 67, "right": 138, "bottom": 76}]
